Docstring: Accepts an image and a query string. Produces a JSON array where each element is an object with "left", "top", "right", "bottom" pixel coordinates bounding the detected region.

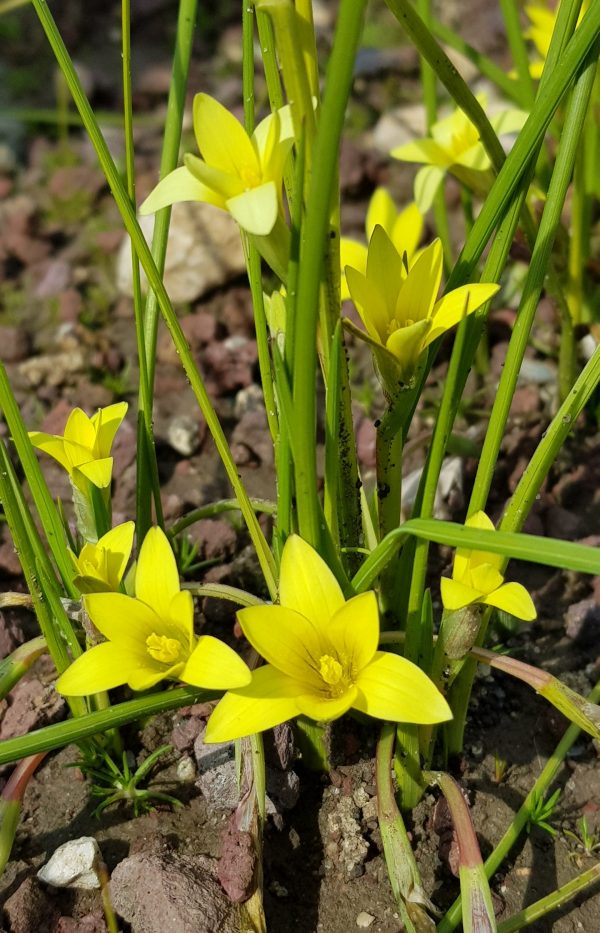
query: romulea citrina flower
[
  {"left": 204, "top": 535, "right": 451, "bottom": 743},
  {"left": 524, "top": 1, "right": 590, "bottom": 79},
  {"left": 391, "top": 97, "right": 527, "bottom": 213},
  {"left": 140, "top": 93, "right": 294, "bottom": 237},
  {"left": 344, "top": 227, "right": 499, "bottom": 383},
  {"left": 340, "top": 188, "right": 423, "bottom": 301},
  {"left": 29, "top": 402, "right": 128, "bottom": 492},
  {"left": 56, "top": 527, "right": 251, "bottom": 696},
  {"left": 440, "top": 512, "right": 537, "bottom": 620},
  {"left": 69, "top": 521, "right": 135, "bottom": 594}
]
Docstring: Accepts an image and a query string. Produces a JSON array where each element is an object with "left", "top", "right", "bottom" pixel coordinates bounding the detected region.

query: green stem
[
  {"left": 496, "top": 863, "right": 600, "bottom": 933},
  {"left": 498, "top": 0, "right": 536, "bottom": 106},
  {"left": 291, "top": 0, "right": 367, "bottom": 548},
  {"left": 169, "top": 498, "right": 276, "bottom": 537}
]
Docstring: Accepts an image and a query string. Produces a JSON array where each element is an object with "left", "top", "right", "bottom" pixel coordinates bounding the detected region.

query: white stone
[
  {"left": 37, "top": 836, "right": 102, "bottom": 889},
  {"left": 116, "top": 201, "right": 246, "bottom": 304},
  {"left": 356, "top": 912, "right": 375, "bottom": 928},
  {"left": 371, "top": 103, "right": 427, "bottom": 154}
]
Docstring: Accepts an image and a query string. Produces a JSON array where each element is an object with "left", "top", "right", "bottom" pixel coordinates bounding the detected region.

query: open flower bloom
[
  {"left": 525, "top": 2, "right": 590, "bottom": 79},
  {"left": 345, "top": 227, "right": 499, "bottom": 382},
  {"left": 340, "top": 188, "right": 423, "bottom": 301},
  {"left": 440, "top": 512, "right": 537, "bottom": 620},
  {"left": 140, "top": 94, "right": 294, "bottom": 237},
  {"left": 29, "top": 403, "right": 127, "bottom": 491},
  {"left": 391, "top": 98, "right": 527, "bottom": 213},
  {"left": 56, "top": 527, "right": 251, "bottom": 696},
  {"left": 69, "top": 521, "right": 135, "bottom": 594},
  {"left": 204, "top": 535, "right": 451, "bottom": 743}
]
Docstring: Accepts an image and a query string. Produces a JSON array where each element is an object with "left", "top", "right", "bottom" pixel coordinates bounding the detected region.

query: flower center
[
  {"left": 146, "top": 633, "right": 182, "bottom": 665},
  {"left": 239, "top": 164, "right": 261, "bottom": 188},
  {"left": 318, "top": 654, "right": 344, "bottom": 686},
  {"left": 388, "top": 317, "right": 415, "bottom": 337}
]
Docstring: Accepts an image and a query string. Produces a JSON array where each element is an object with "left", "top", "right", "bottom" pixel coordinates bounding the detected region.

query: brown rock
[
  {"left": 47, "top": 165, "right": 105, "bottom": 202},
  {"left": 0, "top": 677, "right": 66, "bottom": 740},
  {"left": 54, "top": 913, "right": 107, "bottom": 932},
  {"left": 217, "top": 815, "right": 257, "bottom": 904},
  {"left": 3, "top": 876, "right": 59, "bottom": 933},
  {"left": 110, "top": 849, "right": 237, "bottom": 933},
  {"left": 230, "top": 409, "right": 273, "bottom": 467},
  {"left": 0, "top": 610, "right": 25, "bottom": 658},
  {"left": 565, "top": 598, "right": 600, "bottom": 646},
  {"left": 356, "top": 417, "right": 377, "bottom": 469},
  {"left": 203, "top": 336, "right": 258, "bottom": 396},
  {"left": 221, "top": 288, "right": 254, "bottom": 338},
  {"left": 0, "top": 325, "right": 30, "bottom": 363},
  {"left": 190, "top": 519, "right": 237, "bottom": 561}
]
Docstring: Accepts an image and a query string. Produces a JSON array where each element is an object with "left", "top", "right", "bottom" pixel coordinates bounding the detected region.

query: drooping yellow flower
[
  {"left": 340, "top": 188, "right": 423, "bottom": 301},
  {"left": 440, "top": 512, "right": 537, "bottom": 619},
  {"left": 204, "top": 535, "right": 451, "bottom": 743},
  {"left": 525, "top": 2, "right": 590, "bottom": 79},
  {"left": 344, "top": 228, "right": 499, "bottom": 382},
  {"left": 391, "top": 98, "right": 527, "bottom": 213},
  {"left": 140, "top": 94, "right": 294, "bottom": 237},
  {"left": 29, "top": 403, "right": 127, "bottom": 492},
  {"left": 69, "top": 521, "right": 134, "bottom": 594},
  {"left": 57, "top": 527, "right": 251, "bottom": 695}
]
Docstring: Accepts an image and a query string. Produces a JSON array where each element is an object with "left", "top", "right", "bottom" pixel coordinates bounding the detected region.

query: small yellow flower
[
  {"left": 340, "top": 188, "right": 423, "bottom": 301},
  {"left": 204, "top": 535, "right": 451, "bottom": 743},
  {"left": 391, "top": 98, "right": 526, "bottom": 212},
  {"left": 56, "top": 527, "right": 251, "bottom": 695},
  {"left": 525, "top": 2, "right": 590, "bottom": 79},
  {"left": 440, "top": 512, "right": 537, "bottom": 620},
  {"left": 345, "top": 228, "right": 499, "bottom": 382},
  {"left": 140, "top": 94, "right": 294, "bottom": 237},
  {"left": 29, "top": 403, "right": 127, "bottom": 491},
  {"left": 69, "top": 521, "right": 134, "bottom": 594}
]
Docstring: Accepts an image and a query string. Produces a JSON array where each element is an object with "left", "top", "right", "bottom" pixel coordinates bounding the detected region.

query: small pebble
[
  {"left": 356, "top": 912, "right": 375, "bottom": 928},
  {"left": 38, "top": 837, "right": 102, "bottom": 890},
  {"left": 176, "top": 755, "right": 197, "bottom": 782}
]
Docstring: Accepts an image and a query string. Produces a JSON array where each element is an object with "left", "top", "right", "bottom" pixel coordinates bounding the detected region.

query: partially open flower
[
  {"left": 140, "top": 94, "right": 294, "bottom": 237},
  {"left": 524, "top": 1, "right": 590, "bottom": 79},
  {"left": 345, "top": 228, "right": 499, "bottom": 384},
  {"left": 29, "top": 403, "right": 127, "bottom": 492},
  {"left": 69, "top": 521, "right": 134, "bottom": 594},
  {"left": 56, "top": 527, "right": 251, "bottom": 696},
  {"left": 204, "top": 535, "right": 451, "bottom": 743},
  {"left": 441, "top": 511, "right": 537, "bottom": 620}
]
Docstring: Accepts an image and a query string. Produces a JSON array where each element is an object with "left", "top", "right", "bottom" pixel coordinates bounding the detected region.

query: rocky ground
[{"left": 1, "top": 0, "right": 600, "bottom": 929}]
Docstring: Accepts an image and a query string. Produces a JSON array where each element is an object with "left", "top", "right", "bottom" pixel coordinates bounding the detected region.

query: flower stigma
[{"left": 146, "top": 633, "right": 182, "bottom": 665}]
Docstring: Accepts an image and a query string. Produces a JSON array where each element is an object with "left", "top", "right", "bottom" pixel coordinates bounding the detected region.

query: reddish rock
[
  {"left": 54, "top": 913, "right": 107, "bottom": 933},
  {"left": 511, "top": 384, "right": 541, "bottom": 416},
  {"left": 0, "top": 610, "right": 25, "bottom": 658},
  {"left": 47, "top": 165, "right": 105, "bottom": 202},
  {"left": 356, "top": 417, "right": 377, "bottom": 468},
  {"left": 565, "top": 598, "right": 600, "bottom": 646},
  {"left": 221, "top": 288, "right": 254, "bottom": 337},
  {"left": 544, "top": 505, "right": 580, "bottom": 540},
  {"left": 0, "top": 325, "right": 30, "bottom": 363},
  {"left": 3, "top": 876, "right": 59, "bottom": 933},
  {"left": 58, "top": 289, "right": 84, "bottom": 323},
  {"left": 190, "top": 519, "right": 237, "bottom": 561},
  {"left": 203, "top": 336, "right": 257, "bottom": 396},
  {"left": 217, "top": 815, "right": 257, "bottom": 904},
  {"left": 230, "top": 408, "right": 274, "bottom": 467},
  {"left": 0, "top": 677, "right": 66, "bottom": 740}
]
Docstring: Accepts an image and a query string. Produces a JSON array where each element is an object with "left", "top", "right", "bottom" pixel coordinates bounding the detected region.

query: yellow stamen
[
  {"left": 319, "top": 654, "right": 343, "bottom": 686},
  {"left": 146, "top": 633, "right": 182, "bottom": 664},
  {"left": 240, "top": 165, "right": 261, "bottom": 188}
]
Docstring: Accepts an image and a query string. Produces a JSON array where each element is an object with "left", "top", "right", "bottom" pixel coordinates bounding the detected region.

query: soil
[{"left": 1, "top": 0, "right": 600, "bottom": 930}]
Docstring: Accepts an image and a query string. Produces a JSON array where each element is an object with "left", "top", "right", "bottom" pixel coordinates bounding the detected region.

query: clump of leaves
[
  {"left": 75, "top": 745, "right": 182, "bottom": 817},
  {"left": 527, "top": 787, "right": 562, "bottom": 837}
]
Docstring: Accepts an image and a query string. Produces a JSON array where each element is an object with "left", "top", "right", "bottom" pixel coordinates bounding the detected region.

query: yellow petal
[
  {"left": 204, "top": 664, "right": 301, "bottom": 743},
  {"left": 193, "top": 93, "right": 259, "bottom": 178},
  {"left": 279, "top": 535, "right": 345, "bottom": 632},
  {"left": 340, "top": 238, "right": 367, "bottom": 301},
  {"left": 345, "top": 266, "right": 389, "bottom": 344},
  {"left": 395, "top": 239, "right": 443, "bottom": 325},
  {"left": 181, "top": 635, "right": 251, "bottom": 689},
  {"left": 414, "top": 165, "right": 446, "bottom": 214},
  {"left": 391, "top": 201, "right": 423, "bottom": 263},
  {"left": 253, "top": 105, "right": 294, "bottom": 156},
  {"left": 384, "top": 318, "right": 430, "bottom": 375},
  {"left": 139, "top": 165, "right": 225, "bottom": 214},
  {"left": 84, "top": 591, "right": 159, "bottom": 645},
  {"left": 93, "top": 402, "right": 128, "bottom": 458},
  {"left": 354, "top": 652, "right": 452, "bottom": 724},
  {"left": 128, "top": 660, "right": 184, "bottom": 691},
  {"left": 28, "top": 433, "right": 71, "bottom": 473},
  {"left": 97, "top": 521, "right": 135, "bottom": 588},
  {"left": 56, "top": 642, "right": 140, "bottom": 695},
  {"left": 454, "top": 143, "right": 490, "bottom": 172},
  {"left": 482, "top": 582, "right": 537, "bottom": 621},
  {"left": 296, "top": 686, "right": 357, "bottom": 722},
  {"left": 76, "top": 457, "right": 113, "bottom": 489},
  {"left": 64, "top": 408, "right": 95, "bottom": 449},
  {"left": 327, "top": 592, "right": 379, "bottom": 674},
  {"left": 425, "top": 284, "right": 499, "bottom": 346},
  {"left": 469, "top": 562, "right": 505, "bottom": 595},
  {"left": 237, "top": 604, "right": 323, "bottom": 686},
  {"left": 489, "top": 109, "right": 528, "bottom": 137},
  {"left": 226, "top": 182, "right": 279, "bottom": 236},
  {"left": 366, "top": 226, "right": 406, "bottom": 320},
  {"left": 391, "top": 138, "right": 451, "bottom": 167},
  {"left": 440, "top": 576, "right": 482, "bottom": 611},
  {"left": 184, "top": 153, "right": 242, "bottom": 200},
  {"left": 366, "top": 187, "right": 396, "bottom": 240},
  {"left": 167, "top": 589, "right": 195, "bottom": 649},
  {"left": 453, "top": 510, "right": 503, "bottom": 581},
  {"left": 135, "top": 527, "right": 181, "bottom": 621}
]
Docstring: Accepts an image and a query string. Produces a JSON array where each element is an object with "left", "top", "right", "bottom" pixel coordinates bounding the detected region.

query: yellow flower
[
  {"left": 525, "top": 2, "right": 590, "bottom": 79},
  {"left": 56, "top": 527, "right": 251, "bottom": 695},
  {"left": 69, "top": 521, "right": 134, "bottom": 594},
  {"left": 29, "top": 403, "right": 128, "bottom": 491},
  {"left": 204, "top": 535, "right": 451, "bottom": 743},
  {"left": 391, "top": 98, "right": 527, "bottom": 212},
  {"left": 340, "top": 188, "right": 423, "bottom": 301},
  {"left": 140, "top": 93, "right": 294, "bottom": 237},
  {"left": 440, "top": 512, "right": 537, "bottom": 620},
  {"left": 345, "top": 228, "right": 499, "bottom": 382}
]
